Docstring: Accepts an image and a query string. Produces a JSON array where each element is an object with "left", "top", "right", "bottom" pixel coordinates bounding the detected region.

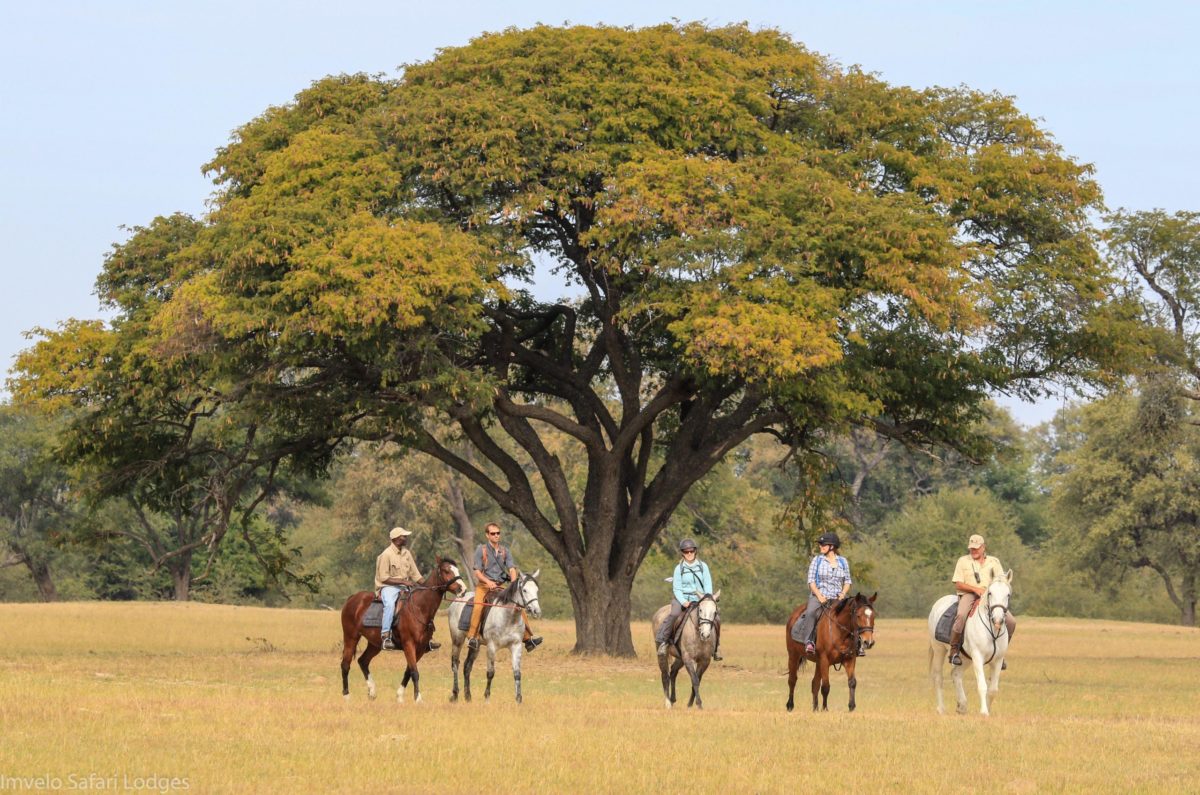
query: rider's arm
[
  {"left": 839, "top": 557, "right": 852, "bottom": 598},
  {"left": 672, "top": 564, "right": 688, "bottom": 605}
]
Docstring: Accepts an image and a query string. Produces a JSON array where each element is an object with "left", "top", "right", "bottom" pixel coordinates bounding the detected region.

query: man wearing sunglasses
[
  {"left": 949, "top": 534, "right": 1016, "bottom": 666},
  {"left": 466, "top": 522, "right": 542, "bottom": 653}
]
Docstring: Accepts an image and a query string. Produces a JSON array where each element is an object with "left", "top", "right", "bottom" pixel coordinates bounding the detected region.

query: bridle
[
  {"left": 828, "top": 596, "right": 876, "bottom": 655},
  {"left": 514, "top": 573, "right": 541, "bottom": 615},
  {"left": 693, "top": 593, "right": 719, "bottom": 636},
  {"left": 980, "top": 586, "right": 1010, "bottom": 639}
]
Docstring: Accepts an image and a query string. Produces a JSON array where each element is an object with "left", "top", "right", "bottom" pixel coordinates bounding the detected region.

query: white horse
[
  {"left": 651, "top": 590, "right": 720, "bottom": 710},
  {"left": 447, "top": 570, "right": 541, "bottom": 704},
  {"left": 927, "top": 570, "right": 1013, "bottom": 716}
]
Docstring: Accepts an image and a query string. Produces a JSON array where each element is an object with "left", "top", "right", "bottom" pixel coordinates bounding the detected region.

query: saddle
[
  {"left": 933, "top": 597, "right": 980, "bottom": 644},
  {"left": 362, "top": 586, "right": 413, "bottom": 629},
  {"left": 665, "top": 602, "right": 715, "bottom": 649},
  {"left": 456, "top": 586, "right": 506, "bottom": 632}
]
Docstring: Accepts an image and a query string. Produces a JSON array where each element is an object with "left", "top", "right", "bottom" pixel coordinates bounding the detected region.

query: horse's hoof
[
  {"left": 937, "top": 706, "right": 945, "bottom": 715},
  {"left": 343, "top": 694, "right": 350, "bottom": 702},
  {"left": 414, "top": 694, "right": 422, "bottom": 704},
  {"left": 450, "top": 693, "right": 458, "bottom": 703},
  {"left": 665, "top": 699, "right": 672, "bottom": 709},
  {"left": 786, "top": 702, "right": 793, "bottom": 712},
  {"left": 956, "top": 704, "right": 967, "bottom": 715}
]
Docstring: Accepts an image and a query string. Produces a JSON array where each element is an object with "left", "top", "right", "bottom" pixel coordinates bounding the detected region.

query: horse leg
[
  {"left": 450, "top": 641, "right": 460, "bottom": 703},
  {"left": 684, "top": 659, "right": 700, "bottom": 708},
  {"left": 669, "top": 658, "right": 684, "bottom": 707},
  {"left": 689, "top": 658, "right": 708, "bottom": 710},
  {"left": 511, "top": 644, "right": 523, "bottom": 704},
  {"left": 659, "top": 652, "right": 673, "bottom": 709},
  {"left": 951, "top": 657, "right": 968, "bottom": 714},
  {"left": 399, "top": 644, "right": 420, "bottom": 704},
  {"left": 340, "top": 635, "right": 357, "bottom": 700},
  {"left": 972, "top": 654, "right": 989, "bottom": 716},
  {"left": 484, "top": 643, "right": 496, "bottom": 702},
  {"left": 786, "top": 645, "right": 800, "bottom": 712},
  {"left": 810, "top": 657, "right": 822, "bottom": 712},
  {"left": 463, "top": 644, "right": 477, "bottom": 702},
  {"left": 845, "top": 657, "right": 858, "bottom": 712},
  {"left": 929, "top": 642, "right": 947, "bottom": 715},
  {"left": 986, "top": 659, "right": 1002, "bottom": 713},
  {"left": 358, "top": 642, "right": 380, "bottom": 701}
]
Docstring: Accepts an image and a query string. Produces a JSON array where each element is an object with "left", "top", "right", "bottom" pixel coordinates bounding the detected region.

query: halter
[{"left": 969, "top": 583, "right": 1011, "bottom": 664}]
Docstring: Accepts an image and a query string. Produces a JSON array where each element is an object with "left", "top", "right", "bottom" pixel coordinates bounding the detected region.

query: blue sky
[{"left": 3, "top": 1, "right": 1197, "bottom": 425}]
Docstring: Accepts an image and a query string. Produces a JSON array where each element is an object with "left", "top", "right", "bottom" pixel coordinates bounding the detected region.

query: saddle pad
[
  {"left": 457, "top": 603, "right": 474, "bottom": 632},
  {"left": 934, "top": 601, "right": 957, "bottom": 644},
  {"left": 362, "top": 601, "right": 385, "bottom": 629}
]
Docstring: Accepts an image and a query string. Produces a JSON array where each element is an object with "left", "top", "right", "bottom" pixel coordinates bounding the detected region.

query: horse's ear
[
  {"left": 713, "top": 589, "right": 721, "bottom": 602},
  {"left": 1005, "top": 569, "right": 1014, "bottom": 585},
  {"left": 868, "top": 592, "right": 877, "bottom": 605},
  {"left": 530, "top": 568, "right": 540, "bottom": 580}
]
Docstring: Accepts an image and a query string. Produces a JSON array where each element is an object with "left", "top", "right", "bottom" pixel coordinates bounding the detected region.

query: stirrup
[
  {"left": 656, "top": 641, "right": 669, "bottom": 656},
  {"left": 524, "top": 636, "right": 543, "bottom": 652},
  {"left": 382, "top": 633, "right": 397, "bottom": 651},
  {"left": 712, "top": 651, "right": 723, "bottom": 661},
  {"left": 949, "top": 651, "right": 962, "bottom": 665},
  {"left": 467, "top": 636, "right": 479, "bottom": 651},
  {"left": 804, "top": 642, "right": 815, "bottom": 655},
  {"left": 427, "top": 640, "right": 441, "bottom": 651}
]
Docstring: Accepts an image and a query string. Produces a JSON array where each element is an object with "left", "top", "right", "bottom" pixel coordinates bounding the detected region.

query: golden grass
[{"left": 0, "top": 602, "right": 1198, "bottom": 793}]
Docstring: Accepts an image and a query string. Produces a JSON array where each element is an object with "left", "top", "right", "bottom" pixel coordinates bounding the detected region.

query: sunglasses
[{"left": 487, "top": 531, "right": 500, "bottom": 536}]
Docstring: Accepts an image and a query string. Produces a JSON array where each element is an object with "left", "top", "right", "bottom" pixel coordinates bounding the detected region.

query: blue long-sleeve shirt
[{"left": 673, "top": 560, "right": 714, "bottom": 604}]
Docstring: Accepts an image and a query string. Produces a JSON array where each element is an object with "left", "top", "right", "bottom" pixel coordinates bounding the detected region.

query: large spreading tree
[{"left": 16, "top": 24, "right": 1124, "bottom": 653}]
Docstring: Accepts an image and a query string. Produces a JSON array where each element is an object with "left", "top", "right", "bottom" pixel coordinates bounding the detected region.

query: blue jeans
[
  {"left": 791, "top": 594, "right": 826, "bottom": 644},
  {"left": 380, "top": 586, "right": 403, "bottom": 635}
]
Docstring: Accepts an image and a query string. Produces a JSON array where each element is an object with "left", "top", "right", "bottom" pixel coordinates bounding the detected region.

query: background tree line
[{"left": 3, "top": 24, "right": 1198, "bottom": 646}]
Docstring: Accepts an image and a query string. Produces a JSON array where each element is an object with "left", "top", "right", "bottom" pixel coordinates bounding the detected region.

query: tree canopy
[{"left": 14, "top": 23, "right": 1125, "bottom": 653}]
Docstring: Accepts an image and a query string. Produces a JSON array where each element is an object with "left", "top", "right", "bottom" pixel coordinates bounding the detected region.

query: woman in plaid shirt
[{"left": 790, "top": 532, "right": 853, "bottom": 654}]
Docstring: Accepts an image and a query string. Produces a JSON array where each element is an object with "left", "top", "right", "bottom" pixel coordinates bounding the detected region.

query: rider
[
  {"left": 791, "top": 532, "right": 853, "bottom": 656},
  {"left": 655, "top": 538, "right": 722, "bottom": 661},
  {"left": 466, "top": 521, "right": 543, "bottom": 653},
  {"left": 949, "top": 533, "right": 1017, "bottom": 666},
  {"left": 376, "top": 526, "right": 439, "bottom": 652}
]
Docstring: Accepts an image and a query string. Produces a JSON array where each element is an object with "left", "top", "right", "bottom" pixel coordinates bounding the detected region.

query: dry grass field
[{"left": 1, "top": 602, "right": 1197, "bottom": 794}]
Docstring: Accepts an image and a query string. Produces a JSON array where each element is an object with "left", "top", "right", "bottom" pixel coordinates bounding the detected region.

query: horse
[
  {"left": 928, "top": 570, "right": 1012, "bottom": 716},
  {"left": 339, "top": 557, "right": 464, "bottom": 703},
  {"left": 785, "top": 592, "right": 877, "bottom": 712},
  {"left": 650, "top": 591, "right": 721, "bottom": 709},
  {"left": 447, "top": 569, "right": 541, "bottom": 704}
]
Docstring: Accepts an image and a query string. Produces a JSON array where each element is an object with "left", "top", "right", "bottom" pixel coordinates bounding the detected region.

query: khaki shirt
[
  {"left": 953, "top": 554, "right": 1004, "bottom": 591},
  {"left": 375, "top": 545, "right": 422, "bottom": 590}
]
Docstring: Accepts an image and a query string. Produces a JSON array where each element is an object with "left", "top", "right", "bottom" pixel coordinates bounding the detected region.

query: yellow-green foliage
[{"left": 1, "top": 603, "right": 1197, "bottom": 793}]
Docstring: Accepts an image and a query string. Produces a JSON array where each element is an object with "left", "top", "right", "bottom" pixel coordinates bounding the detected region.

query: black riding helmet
[
  {"left": 678, "top": 538, "right": 698, "bottom": 552},
  {"left": 817, "top": 532, "right": 841, "bottom": 549}
]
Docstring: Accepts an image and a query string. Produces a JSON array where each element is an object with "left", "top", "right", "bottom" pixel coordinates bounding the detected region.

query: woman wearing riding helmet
[
  {"left": 655, "top": 538, "right": 722, "bottom": 661},
  {"left": 791, "top": 532, "right": 854, "bottom": 655}
]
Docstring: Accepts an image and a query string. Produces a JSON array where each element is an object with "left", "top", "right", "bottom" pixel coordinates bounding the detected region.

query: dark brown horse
[
  {"left": 786, "top": 592, "right": 877, "bottom": 712},
  {"left": 340, "top": 557, "right": 464, "bottom": 703}
]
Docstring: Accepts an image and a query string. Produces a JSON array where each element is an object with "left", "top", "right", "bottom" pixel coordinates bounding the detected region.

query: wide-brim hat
[
  {"left": 967, "top": 533, "right": 985, "bottom": 549},
  {"left": 389, "top": 527, "right": 412, "bottom": 540}
]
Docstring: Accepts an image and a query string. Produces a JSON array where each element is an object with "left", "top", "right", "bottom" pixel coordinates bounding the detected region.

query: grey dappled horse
[
  {"left": 928, "top": 570, "right": 1013, "bottom": 716},
  {"left": 651, "top": 591, "right": 720, "bottom": 709},
  {"left": 447, "top": 570, "right": 541, "bottom": 704}
]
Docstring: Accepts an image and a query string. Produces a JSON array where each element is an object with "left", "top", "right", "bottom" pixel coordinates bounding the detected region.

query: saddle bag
[
  {"left": 457, "top": 603, "right": 474, "bottom": 632},
  {"left": 934, "top": 601, "right": 957, "bottom": 644}
]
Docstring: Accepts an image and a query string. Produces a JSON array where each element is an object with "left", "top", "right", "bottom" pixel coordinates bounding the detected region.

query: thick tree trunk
[
  {"left": 564, "top": 563, "right": 638, "bottom": 656},
  {"left": 444, "top": 472, "right": 477, "bottom": 587},
  {"left": 1181, "top": 573, "right": 1196, "bottom": 627},
  {"left": 27, "top": 559, "right": 58, "bottom": 602},
  {"left": 169, "top": 558, "right": 192, "bottom": 601}
]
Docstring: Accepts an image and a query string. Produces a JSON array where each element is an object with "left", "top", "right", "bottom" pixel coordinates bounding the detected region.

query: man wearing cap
[
  {"left": 376, "top": 526, "right": 424, "bottom": 652},
  {"left": 949, "top": 533, "right": 1016, "bottom": 666}
]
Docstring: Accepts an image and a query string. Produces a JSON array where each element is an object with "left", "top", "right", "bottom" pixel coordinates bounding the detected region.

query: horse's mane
[{"left": 494, "top": 577, "right": 521, "bottom": 605}]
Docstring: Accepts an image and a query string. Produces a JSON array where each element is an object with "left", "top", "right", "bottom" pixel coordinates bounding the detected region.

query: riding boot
[
  {"left": 948, "top": 628, "right": 963, "bottom": 666},
  {"left": 467, "top": 636, "right": 479, "bottom": 651},
  {"left": 381, "top": 630, "right": 397, "bottom": 651},
  {"left": 427, "top": 640, "right": 441, "bottom": 651},
  {"left": 524, "top": 636, "right": 543, "bottom": 652}
]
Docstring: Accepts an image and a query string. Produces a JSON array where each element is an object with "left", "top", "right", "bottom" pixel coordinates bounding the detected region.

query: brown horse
[
  {"left": 785, "top": 592, "right": 877, "bottom": 712},
  {"left": 340, "top": 557, "right": 464, "bottom": 703}
]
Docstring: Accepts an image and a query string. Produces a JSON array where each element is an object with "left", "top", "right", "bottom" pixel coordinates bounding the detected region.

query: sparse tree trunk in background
[
  {"left": 167, "top": 552, "right": 193, "bottom": 601},
  {"left": 27, "top": 558, "right": 59, "bottom": 602},
  {"left": 443, "top": 471, "right": 476, "bottom": 587}
]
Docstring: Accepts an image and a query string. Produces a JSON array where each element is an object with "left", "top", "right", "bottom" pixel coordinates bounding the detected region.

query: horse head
[
  {"left": 696, "top": 590, "right": 720, "bottom": 640},
  {"left": 985, "top": 570, "right": 1013, "bottom": 635},
  {"left": 517, "top": 569, "right": 542, "bottom": 619},
  {"left": 435, "top": 556, "right": 465, "bottom": 595},
  {"left": 848, "top": 592, "right": 878, "bottom": 652}
]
